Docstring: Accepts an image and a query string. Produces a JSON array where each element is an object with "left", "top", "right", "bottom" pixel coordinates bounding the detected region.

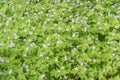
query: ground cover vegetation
[{"left": 0, "top": 0, "right": 120, "bottom": 80}]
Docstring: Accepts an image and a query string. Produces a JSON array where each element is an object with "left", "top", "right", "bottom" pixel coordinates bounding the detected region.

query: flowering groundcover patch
[{"left": 0, "top": 0, "right": 120, "bottom": 80}]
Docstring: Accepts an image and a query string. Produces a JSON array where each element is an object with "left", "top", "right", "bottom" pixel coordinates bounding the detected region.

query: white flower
[
  {"left": 60, "top": 18, "right": 63, "bottom": 20},
  {"left": 61, "top": 66, "right": 64, "bottom": 70},
  {"left": 6, "top": 20, "right": 9, "bottom": 26},
  {"left": 34, "top": 13, "right": 37, "bottom": 16},
  {"left": 71, "top": 26, "right": 74, "bottom": 28},
  {"left": 57, "top": 40, "right": 62, "bottom": 44},
  {"left": 114, "top": 25, "right": 118, "bottom": 29},
  {"left": 55, "top": 58, "right": 58, "bottom": 62},
  {"left": 42, "top": 44, "right": 47, "bottom": 48},
  {"left": 110, "top": 41, "right": 113, "bottom": 44},
  {"left": 8, "top": 29, "right": 11, "bottom": 32},
  {"left": 114, "top": 48, "right": 117, "bottom": 51},
  {"left": 21, "top": 17, "right": 24, "bottom": 20},
  {"left": 42, "top": 7, "right": 45, "bottom": 10},
  {"left": 12, "top": 6, "right": 14, "bottom": 11},
  {"left": 47, "top": 43, "right": 50, "bottom": 46},
  {"left": 0, "top": 42, "right": 4, "bottom": 47},
  {"left": 112, "top": 33, "right": 115, "bottom": 36},
  {"left": 3, "top": 14, "right": 6, "bottom": 17},
  {"left": 80, "top": 62, "right": 84, "bottom": 66},
  {"left": 90, "top": 78, "right": 94, "bottom": 80},
  {"left": 62, "top": 8, "right": 66, "bottom": 11},
  {"left": 96, "top": 0, "right": 98, "bottom": 2},
  {"left": 84, "top": 27, "right": 87, "bottom": 32},
  {"left": 92, "top": 46, "right": 96, "bottom": 49},
  {"left": 23, "top": 64, "right": 29, "bottom": 71},
  {"left": 40, "top": 53, "right": 43, "bottom": 57},
  {"left": 26, "top": 19, "right": 30, "bottom": 23},
  {"left": 48, "top": 9, "right": 51, "bottom": 13},
  {"left": 102, "top": 68, "right": 106, "bottom": 72},
  {"left": 29, "top": 32, "right": 33, "bottom": 35},
  {"left": 57, "top": 70, "right": 60, "bottom": 73},
  {"left": 24, "top": 29, "right": 27, "bottom": 32},
  {"left": 54, "top": 23, "right": 58, "bottom": 27},
  {"left": 46, "top": 37, "right": 49, "bottom": 40},
  {"left": 93, "top": 59, "right": 96, "bottom": 62},
  {"left": 4, "top": 29, "right": 6, "bottom": 32},
  {"left": 66, "top": 28, "right": 70, "bottom": 31},
  {"left": 28, "top": 39, "right": 32, "bottom": 42},
  {"left": 0, "top": 71, "right": 2, "bottom": 75},
  {"left": 74, "top": 67, "right": 78, "bottom": 71},
  {"left": 84, "top": 62, "right": 87, "bottom": 65},
  {"left": 23, "top": 39, "right": 26, "bottom": 42},
  {"left": 71, "top": 59, "right": 75, "bottom": 63},
  {"left": 72, "top": 33, "right": 75, "bottom": 37},
  {"left": 88, "top": 1, "right": 91, "bottom": 3},
  {"left": 24, "top": 12, "right": 29, "bottom": 15},
  {"left": 6, "top": 60, "right": 10, "bottom": 63},
  {"left": 44, "top": 21, "right": 47, "bottom": 24},
  {"left": 41, "top": 74, "right": 45, "bottom": 79},
  {"left": 7, "top": 36, "right": 10, "bottom": 40},
  {"left": 112, "top": 53, "right": 115, "bottom": 56},
  {"left": 26, "top": 47, "right": 29, "bottom": 51},
  {"left": 46, "top": 56, "right": 49, "bottom": 60},
  {"left": 106, "top": 41, "right": 110, "bottom": 44},
  {"left": 10, "top": 41, "right": 15, "bottom": 48},
  {"left": 58, "top": 27, "right": 62, "bottom": 30},
  {"left": 117, "top": 58, "right": 120, "bottom": 61},
  {"left": 64, "top": 75, "right": 67, "bottom": 79},
  {"left": 64, "top": 55, "right": 68, "bottom": 61},
  {"left": 22, "top": 64, "right": 26, "bottom": 67},
  {"left": 23, "top": 64, "right": 29, "bottom": 68},
  {"left": 73, "top": 48, "right": 77, "bottom": 51},
  {"left": 84, "top": 67, "right": 87, "bottom": 71},
  {"left": 87, "top": 38, "right": 91, "bottom": 41},
  {"left": 76, "top": 13, "right": 79, "bottom": 16},
  {"left": 69, "top": 15, "right": 72, "bottom": 18},
  {"left": 23, "top": 53, "right": 27, "bottom": 57},
  {"left": 112, "top": 5, "right": 115, "bottom": 8},
  {"left": 49, "top": 14, "right": 52, "bottom": 17},
  {"left": 76, "top": 45, "right": 79, "bottom": 48},
  {"left": 30, "top": 42, "right": 35, "bottom": 47},
  {"left": 98, "top": 26, "right": 102, "bottom": 30},
  {"left": 8, "top": 69, "right": 12, "bottom": 74},
  {"left": 85, "top": 44, "right": 89, "bottom": 46},
  {"left": 25, "top": 66, "right": 29, "bottom": 69},
  {"left": 32, "top": 27, "right": 35, "bottom": 30},
  {"left": 62, "top": 13, "right": 65, "bottom": 16},
  {"left": 26, "top": 68, "right": 29, "bottom": 71},
  {"left": 72, "top": 19, "right": 75, "bottom": 23},
  {"left": 42, "top": 26, "right": 46, "bottom": 28},
  {"left": 95, "top": 38, "right": 99, "bottom": 41},
  {"left": 98, "top": 13, "right": 103, "bottom": 17},
  {"left": 47, "top": 19, "right": 50, "bottom": 22},
  {"left": 13, "top": 33, "right": 18, "bottom": 39}
]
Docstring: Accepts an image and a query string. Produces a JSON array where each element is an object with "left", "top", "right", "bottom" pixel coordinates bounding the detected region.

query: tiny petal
[
  {"left": 8, "top": 69, "right": 12, "bottom": 74},
  {"left": 0, "top": 57, "right": 4, "bottom": 62},
  {"left": 41, "top": 74, "right": 45, "bottom": 79}
]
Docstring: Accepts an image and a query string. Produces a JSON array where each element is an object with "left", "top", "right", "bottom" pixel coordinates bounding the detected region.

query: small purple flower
[{"left": 0, "top": 57, "right": 4, "bottom": 62}]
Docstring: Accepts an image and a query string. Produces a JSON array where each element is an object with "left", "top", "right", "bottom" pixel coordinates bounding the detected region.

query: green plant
[{"left": 0, "top": 0, "right": 120, "bottom": 80}]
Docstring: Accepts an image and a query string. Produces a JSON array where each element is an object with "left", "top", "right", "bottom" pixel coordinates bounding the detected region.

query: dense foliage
[{"left": 0, "top": 0, "right": 120, "bottom": 80}]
